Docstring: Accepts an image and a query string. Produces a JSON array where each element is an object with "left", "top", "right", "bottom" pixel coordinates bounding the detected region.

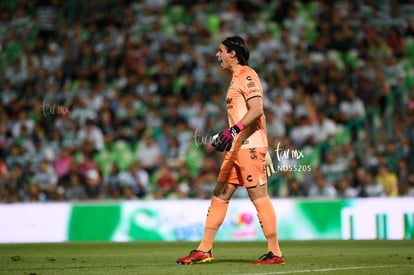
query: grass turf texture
[{"left": 1, "top": 240, "right": 413, "bottom": 275}]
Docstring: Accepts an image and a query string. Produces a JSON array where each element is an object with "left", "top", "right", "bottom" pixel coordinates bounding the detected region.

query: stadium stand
[{"left": 1, "top": 0, "right": 414, "bottom": 202}]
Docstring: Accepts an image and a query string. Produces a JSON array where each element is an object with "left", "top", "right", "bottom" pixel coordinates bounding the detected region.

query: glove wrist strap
[
  {"left": 235, "top": 121, "right": 245, "bottom": 132},
  {"left": 229, "top": 122, "right": 245, "bottom": 138}
]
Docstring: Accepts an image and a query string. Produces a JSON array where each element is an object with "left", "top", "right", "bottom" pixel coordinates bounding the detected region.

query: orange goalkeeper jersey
[{"left": 225, "top": 65, "right": 268, "bottom": 151}]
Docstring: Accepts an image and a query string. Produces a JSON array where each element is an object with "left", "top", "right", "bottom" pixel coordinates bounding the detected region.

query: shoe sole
[
  {"left": 176, "top": 257, "right": 214, "bottom": 265},
  {"left": 253, "top": 261, "right": 285, "bottom": 265},
  {"left": 194, "top": 257, "right": 214, "bottom": 264}
]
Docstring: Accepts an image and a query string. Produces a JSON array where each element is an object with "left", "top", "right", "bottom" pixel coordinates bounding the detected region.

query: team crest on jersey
[{"left": 246, "top": 76, "right": 252, "bottom": 81}]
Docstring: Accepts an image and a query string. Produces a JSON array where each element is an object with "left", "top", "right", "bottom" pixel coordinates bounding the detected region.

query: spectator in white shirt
[
  {"left": 77, "top": 118, "right": 104, "bottom": 151},
  {"left": 266, "top": 109, "right": 286, "bottom": 140},
  {"left": 357, "top": 169, "right": 386, "bottom": 197},
  {"left": 313, "top": 110, "right": 337, "bottom": 144},
  {"left": 136, "top": 132, "right": 163, "bottom": 176},
  {"left": 338, "top": 88, "right": 365, "bottom": 123},
  {"left": 118, "top": 161, "right": 149, "bottom": 198},
  {"left": 5, "top": 59, "right": 29, "bottom": 90},
  {"left": 336, "top": 177, "right": 358, "bottom": 198},
  {"left": 308, "top": 174, "right": 337, "bottom": 199},
  {"left": 320, "top": 151, "right": 349, "bottom": 184},
  {"left": 338, "top": 88, "right": 365, "bottom": 141},
  {"left": 289, "top": 115, "right": 317, "bottom": 148},
  {"left": 33, "top": 159, "right": 58, "bottom": 201},
  {"left": 41, "top": 42, "right": 64, "bottom": 73}
]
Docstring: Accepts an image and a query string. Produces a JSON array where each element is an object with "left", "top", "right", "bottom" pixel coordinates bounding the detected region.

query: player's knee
[
  {"left": 213, "top": 182, "right": 236, "bottom": 199},
  {"left": 247, "top": 185, "right": 268, "bottom": 201}
]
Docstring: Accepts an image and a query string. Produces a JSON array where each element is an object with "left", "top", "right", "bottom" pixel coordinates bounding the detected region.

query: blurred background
[{"left": 1, "top": 0, "right": 414, "bottom": 205}]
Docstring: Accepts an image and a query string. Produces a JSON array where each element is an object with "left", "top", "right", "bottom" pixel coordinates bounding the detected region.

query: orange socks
[
  {"left": 197, "top": 195, "right": 282, "bottom": 256},
  {"left": 253, "top": 196, "right": 282, "bottom": 256},
  {"left": 197, "top": 196, "right": 229, "bottom": 252}
]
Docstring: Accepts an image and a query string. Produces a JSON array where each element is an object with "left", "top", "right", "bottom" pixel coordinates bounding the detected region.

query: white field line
[{"left": 238, "top": 265, "right": 396, "bottom": 275}]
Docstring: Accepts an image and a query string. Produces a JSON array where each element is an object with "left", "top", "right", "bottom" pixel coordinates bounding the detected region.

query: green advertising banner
[
  {"left": 1, "top": 198, "right": 413, "bottom": 243},
  {"left": 66, "top": 198, "right": 413, "bottom": 242}
]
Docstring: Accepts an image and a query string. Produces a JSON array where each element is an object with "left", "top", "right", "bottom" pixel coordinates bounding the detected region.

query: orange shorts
[{"left": 217, "top": 147, "right": 267, "bottom": 188}]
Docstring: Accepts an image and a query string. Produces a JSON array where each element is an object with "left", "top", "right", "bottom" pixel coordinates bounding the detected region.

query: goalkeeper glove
[
  {"left": 265, "top": 151, "right": 276, "bottom": 177},
  {"left": 212, "top": 122, "right": 245, "bottom": 152}
]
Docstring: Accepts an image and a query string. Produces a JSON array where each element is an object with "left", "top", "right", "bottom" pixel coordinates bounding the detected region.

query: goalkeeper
[{"left": 176, "top": 36, "right": 284, "bottom": 265}]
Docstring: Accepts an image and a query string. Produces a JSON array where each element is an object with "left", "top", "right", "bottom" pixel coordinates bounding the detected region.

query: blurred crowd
[{"left": 1, "top": 0, "right": 414, "bottom": 203}]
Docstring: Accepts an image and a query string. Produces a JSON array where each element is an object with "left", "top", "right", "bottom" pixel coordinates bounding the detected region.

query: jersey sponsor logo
[{"left": 248, "top": 88, "right": 260, "bottom": 94}]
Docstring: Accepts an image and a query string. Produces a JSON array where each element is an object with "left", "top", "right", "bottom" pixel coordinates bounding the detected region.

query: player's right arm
[{"left": 238, "top": 96, "right": 264, "bottom": 128}]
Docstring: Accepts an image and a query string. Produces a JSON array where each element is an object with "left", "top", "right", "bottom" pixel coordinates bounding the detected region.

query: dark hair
[{"left": 222, "top": 36, "right": 249, "bottom": 65}]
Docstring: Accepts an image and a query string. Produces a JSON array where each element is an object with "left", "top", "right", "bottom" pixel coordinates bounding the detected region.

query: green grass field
[{"left": 1, "top": 240, "right": 413, "bottom": 275}]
